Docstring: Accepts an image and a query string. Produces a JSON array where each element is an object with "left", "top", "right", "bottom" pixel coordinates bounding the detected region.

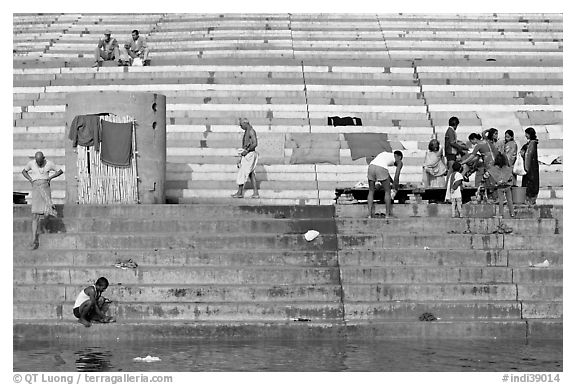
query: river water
[{"left": 13, "top": 338, "right": 561, "bottom": 372}]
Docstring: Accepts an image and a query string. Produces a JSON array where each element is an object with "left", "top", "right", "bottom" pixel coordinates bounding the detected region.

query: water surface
[{"left": 14, "top": 338, "right": 562, "bottom": 372}]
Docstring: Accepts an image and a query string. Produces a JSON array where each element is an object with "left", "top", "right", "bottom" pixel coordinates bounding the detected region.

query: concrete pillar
[{"left": 65, "top": 91, "right": 166, "bottom": 204}]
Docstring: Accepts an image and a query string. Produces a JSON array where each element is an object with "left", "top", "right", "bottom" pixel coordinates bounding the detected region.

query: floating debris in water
[{"left": 133, "top": 355, "right": 161, "bottom": 362}]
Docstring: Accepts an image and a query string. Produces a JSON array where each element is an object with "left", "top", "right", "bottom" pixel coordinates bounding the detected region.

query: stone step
[
  {"left": 14, "top": 301, "right": 344, "bottom": 322},
  {"left": 341, "top": 266, "right": 512, "bottom": 284},
  {"left": 339, "top": 249, "right": 563, "bottom": 267},
  {"left": 12, "top": 217, "right": 337, "bottom": 235},
  {"left": 343, "top": 283, "right": 517, "bottom": 301},
  {"left": 14, "top": 266, "right": 340, "bottom": 285},
  {"left": 11, "top": 216, "right": 560, "bottom": 236},
  {"left": 12, "top": 204, "right": 335, "bottom": 219},
  {"left": 13, "top": 232, "right": 338, "bottom": 251},
  {"left": 14, "top": 283, "right": 342, "bottom": 303},
  {"left": 345, "top": 300, "right": 522, "bottom": 320},
  {"left": 512, "top": 267, "right": 563, "bottom": 284},
  {"left": 517, "top": 284, "right": 563, "bottom": 301},
  {"left": 521, "top": 301, "right": 562, "bottom": 319},
  {"left": 335, "top": 203, "right": 559, "bottom": 219},
  {"left": 14, "top": 319, "right": 553, "bottom": 340},
  {"left": 337, "top": 217, "right": 559, "bottom": 235},
  {"left": 339, "top": 233, "right": 562, "bottom": 250},
  {"left": 12, "top": 249, "right": 339, "bottom": 267}
]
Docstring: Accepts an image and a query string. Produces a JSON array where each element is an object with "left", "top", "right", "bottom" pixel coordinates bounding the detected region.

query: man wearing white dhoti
[
  {"left": 22, "top": 151, "right": 63, "bottom": 249},
  {"left": 232, "top": 118, "right": 260, "bottom": 199}
]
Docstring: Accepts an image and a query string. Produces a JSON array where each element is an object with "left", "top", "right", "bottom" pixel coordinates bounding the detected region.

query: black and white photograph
[{"left": 5, "top": 1, "right": 570, "bottom": 382}]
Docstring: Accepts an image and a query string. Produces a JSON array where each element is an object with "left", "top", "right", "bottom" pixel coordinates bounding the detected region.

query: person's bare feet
[{"left": 78, "top": 318, "right": 91, "bottom": 327}]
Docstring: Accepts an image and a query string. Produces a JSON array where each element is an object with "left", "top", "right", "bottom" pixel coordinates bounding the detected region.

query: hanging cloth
[
  {"left": 100, "top": 120, "right": 133, "bottom": 167},
  {"left": 68, "top": 115, "right": 102, "bottom": 149}
]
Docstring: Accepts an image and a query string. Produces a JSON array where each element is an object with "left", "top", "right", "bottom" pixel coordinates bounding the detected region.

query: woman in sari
[
  {"left": 485, "top": 152, "right": 515, "bottom": 218},
  {"left": 520, "top": 127, "right": 539, "bottom": 205},
  {"left": 461, "top": 130, "right": 498, "bottom": 186},
  {"left": 422, "top": 139, "right": 447, "bottom": 187},
  {"left": 504, "top": 129, "right": 518, "bottom": 186}
]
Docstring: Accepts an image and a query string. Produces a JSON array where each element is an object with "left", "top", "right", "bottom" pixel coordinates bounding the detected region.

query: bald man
[
  {"left": 22, "top": 152, "right": 63, "bottom": 249},
  {"left": 232, "top": 118, "right": 259, "bottom": 198}
]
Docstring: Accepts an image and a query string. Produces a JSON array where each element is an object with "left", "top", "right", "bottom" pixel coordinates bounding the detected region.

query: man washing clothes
[
  {"left": 366, "top": 150, "right": 403, "bottom": 218},
  {"left": 232, "top": 118, "right": 260, "bottom": 199},
  {"left": 73, "top": 277, "right": 114, "bottom": 327},
  {"left": 120, "top": 29, "right": 150, "bottom": 66},
  {"left": 93, "top": 30, "right": 120, "bottom": 67},
  {"left": 22, "top": 151, "right": 63, "bottom": 250}
]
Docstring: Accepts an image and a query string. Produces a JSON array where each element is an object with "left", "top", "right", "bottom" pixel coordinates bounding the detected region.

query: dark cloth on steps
[
  {"left": 344, "top": 133, "right": 392, "bottom": 161},
  {"left": 100, "top": 120, "right": 133, "bottom": 167},
  {"left": 328, "top": 116, "right": 362, "bottom": 126}
]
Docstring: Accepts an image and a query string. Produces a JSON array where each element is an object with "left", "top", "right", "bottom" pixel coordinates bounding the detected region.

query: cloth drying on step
[{"left": 344, "top": 133, "right": 392, "bottom": 161}]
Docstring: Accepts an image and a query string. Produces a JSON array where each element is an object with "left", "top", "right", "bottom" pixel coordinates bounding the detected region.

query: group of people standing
[{"left": 423, "top": 116, "right": 540, "bottom": 217}]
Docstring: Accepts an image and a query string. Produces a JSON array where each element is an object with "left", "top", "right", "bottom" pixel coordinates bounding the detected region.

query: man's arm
[
  {"left": 22, "top": 169, "right": 33, "bottom": 183},
  {"left": 87, "top": 288, "right": 105, "bottom": 318},
  {"left": 97, "top": 39, "right": 104, "bottom": 49},
  {"left": 48, "top": 169, "right": 64, "bottom": 182},
  {"left": 392, "top": 160, "right": 403, "bottom": 190},
  {"left": 451, "top": 179, "right": 463, "bottom": 191},
  {"left": 242, "top": 130, "right": 258, "bottom": 155},
  {"left": 447, "top": 131, "right": 466, "bottom": 152}
]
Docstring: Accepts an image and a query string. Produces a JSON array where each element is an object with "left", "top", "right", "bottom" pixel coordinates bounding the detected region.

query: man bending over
[{"left": 366, "top": 150, "right": 403, "bottom": 218}]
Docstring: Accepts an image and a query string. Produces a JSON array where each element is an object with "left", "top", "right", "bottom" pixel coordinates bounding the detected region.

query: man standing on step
[
  {"left": 120, "top": 29, "right": 150, "bottom": 66},
  {"left": 444, "top": 116, "right": 468, "bottom": 172},
  {"left": 93, "top": 30, "right": 120, "bottom": 67},
  {"left": 232, "top": 118, "right": 260, "bottom": 199},
  {"left": 22, "top": 151, "right": 63, "bottom": 250},
  {"left": 366, "top": 150, "right": 403, "bottom": 218}
]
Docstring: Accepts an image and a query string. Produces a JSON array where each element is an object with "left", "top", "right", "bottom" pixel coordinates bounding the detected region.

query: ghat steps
[
  {"left": 13, "top": 13, "right": 563, "bottom": 206},
  {"left": 13, "top": 203, "right": 562, "bottom": 340}
]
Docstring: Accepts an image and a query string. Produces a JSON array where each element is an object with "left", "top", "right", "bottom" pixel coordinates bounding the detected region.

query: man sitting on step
[
  {"left": 366, "top": 150, "right": 403, "bottom": 219},
  {"left": 93, "top": 30, "right": 121, "bottom": 68},
  {"left": 119, "top": 29, "right": 150, "bottom": 66},
  {"left": 21, "top": 151, "right": 63, "bottom": 250},
  {"left": 232, "top": 118, "right": 260, "bottom": 199}
]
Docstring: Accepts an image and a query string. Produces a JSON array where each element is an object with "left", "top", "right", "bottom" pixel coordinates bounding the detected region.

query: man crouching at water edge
[
  {"left": 73, "top": 277, "right": 115, "bottom": 327},
  {"left": 366, "top": 150, "right": 403, "bottom": 219}
]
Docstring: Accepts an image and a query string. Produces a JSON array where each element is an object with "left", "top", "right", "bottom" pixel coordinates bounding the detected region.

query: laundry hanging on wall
[
  {"left": 68, "top": 114, "right": 102, "bottom": 148},
  {"left": 100, "top": 120, "right": 133, "bottom": 167},
  {"left": 76, "top": 115, "right": 138, "bottom": 204}
]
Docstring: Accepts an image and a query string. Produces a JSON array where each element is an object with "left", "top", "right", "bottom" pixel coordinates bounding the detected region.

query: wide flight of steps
[
  {"left": 335, "top": 203, "right": 562, "bottom": 339},
  {"left": 13, "top": 202, "right": 562, "bottom": 340},
  {"left": 13, "top": 13, "right": 563, "bottom": 206}
]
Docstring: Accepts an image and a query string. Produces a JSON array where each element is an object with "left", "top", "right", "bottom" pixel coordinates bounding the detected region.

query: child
[
  {"left": 73, "top": 277, "right": 113, "bottom": 327},
  {"left": 445, "top": 162, "right": 464, "bottom": 218}
]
